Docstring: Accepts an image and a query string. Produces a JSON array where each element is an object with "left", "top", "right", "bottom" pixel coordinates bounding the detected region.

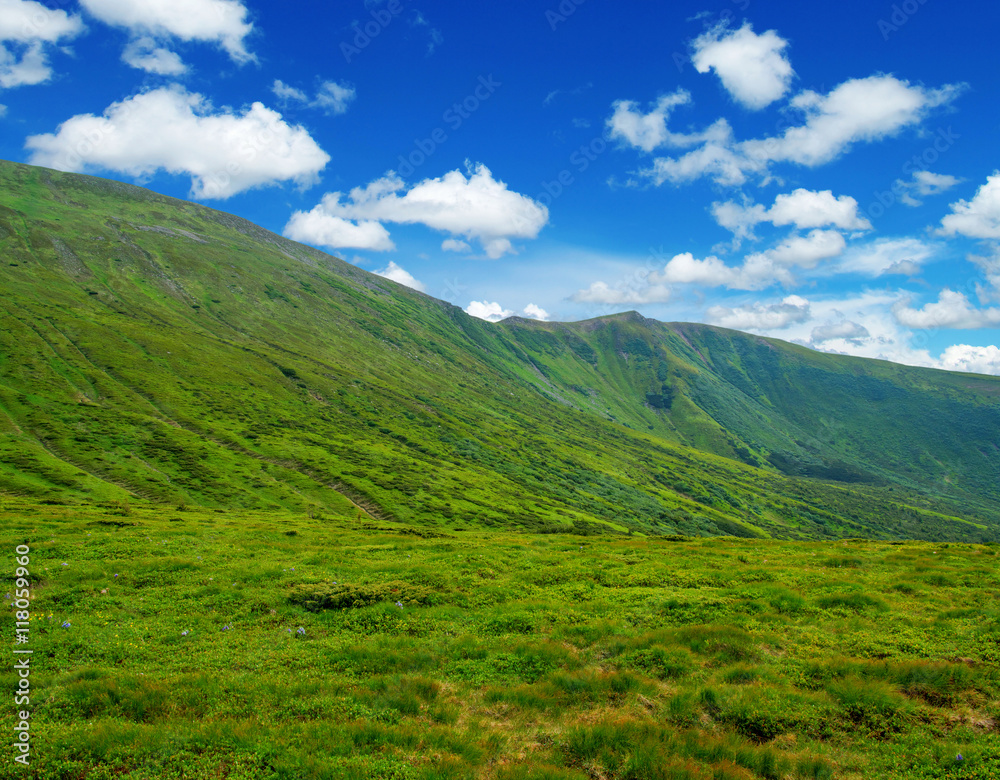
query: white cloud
[
  {"left": 0, "top": 0, "right": 84, "bottom": 88},
  {"left": 912, "top": 170, "right": 961, "bottom": 195},
  {"left": 122, "top": 37, "right": 187, "bottom": 75},
  {"left": 745, "top": 77, "right": 959, "bottom": 167},
  {"left": 569, "top": 279, "right": 672, "bottom": 304},
  {"left": 465, "top": 301, "right": 551, "bottom": 321},
  {"left": 0, "top": 104, "right": 6, "bottom": 117},
  {"left": 811, "top": 320, "right": 870, "bottom": 343},
  {"left": 288, "top": 163, "right": 548, "bottom": 259},
  {"left": 79, "top": 0, "right": 253, "bottom": 63},
  {"left": 523, "top": 303, "right": 550, "bottom": 321},
  {"left": 940, "top": 173, "right": 1000, "bottom": 239},
  {"left": 711, "top": 197, "right": 767, "bottom": 245},
  {"left": 0, "top": 42, "right": 49, "bottom": 87},
  {"left": 717, "top": 229, "right": 844, "bottom": 289},
  {"left": 707, "top": 295, "right": 810, "bottom": 330},
  {"left": 969, "top": 249, "right": 1000, "bottom": 302},
  {"left": 895, "top": 170, "right": 961, "bottom": 207},
  {"left": 655, "top": 252, "right": 736, "bottom": 287},
  {"left": 937, "top": 344, "right": 1000, "bottom": 376},
  {"left": 271, "top": 80, "right": 355, "bottom": 115},
  {"left": 763, "top": 229, "right": 846, "bottom": 269},
  {"left": 713, "top": 189, "right": 870, "bottom": 242},
  {"left": 834, "top": 237, "right": 934, "bottom": 277},
  {"left": 272, "top": 79, "right": 307, "bottom": 103},
  {"left": 314, "top": 81, "right": 356, "bottom": 115},
  {"left": 607, "top": 90, "right": 696, "bottom": 153},
  {"left": 630, "top": 76, "right": 959, "bottom": 187},
  {"left": 893, "top": 289, "right": 1000, "bottom": 329},
  {"left": 373, "top": 261, "right": 426, "bottom": 292},
  {"left": 767, "top": 189, "right": 871, "bottom": 230},
  {"left": 411, "top": 10, "right": 443, "bottom": 56},
  {"left": 691, "top": 21, "right": 793, "bottom": 110},
  {"left": 284, "top": 211, "right": 394, "bottom": 252},
  {"left": 740, "top": 291, "right": 1000, "bottom": 376},
  {"left": 26, "top": 86, "right": 330, "bottom": 199},
  {"left": 466, "top": 300, "right": 514, "bottom": 322},
  {"left": 612, "top": 230, "right": 846, "bottom": 297},
  {"left": 773, "top": 290, "right": 932, "bottom": 365},
  {"left": 441, "top": 238, "right": 471, "bottom": 253},
  {"left": 0, "top": 0, "right": 83, "bottom": 42}
]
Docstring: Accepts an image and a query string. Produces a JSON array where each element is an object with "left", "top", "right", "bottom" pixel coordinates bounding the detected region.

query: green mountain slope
[
  {"left": 1, "top": 159, "right": 997, "bottom": 542},
  {"left": 498, "top": 314, "right": 1000, "bottom": 515}
]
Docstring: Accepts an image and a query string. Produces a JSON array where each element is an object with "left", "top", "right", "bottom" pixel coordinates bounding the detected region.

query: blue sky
[{"left": 4, "top": 0, "right": 1000, "bottom": 374}]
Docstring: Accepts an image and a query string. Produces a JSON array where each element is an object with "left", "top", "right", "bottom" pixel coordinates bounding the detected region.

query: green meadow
[{"left": 2, "top": 500, "right": 997, "bottom": 779}]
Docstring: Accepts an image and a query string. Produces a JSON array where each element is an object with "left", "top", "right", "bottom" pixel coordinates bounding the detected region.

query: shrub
[
  {"left": 815, "top": 592, "right": 888, "bottom": 612},
  {"left": 828, "top": 677, "right": 913, "bottom": 735},
  {"left": 288, "top": 581, "right": 442, "bottom": 611},
  {"left": 624, "top": 646, "right": 693, "bottom": 680}
]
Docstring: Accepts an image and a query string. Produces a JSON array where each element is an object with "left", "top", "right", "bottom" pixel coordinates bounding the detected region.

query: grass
[{"left": 2, "top": 499, "right": 998, "bottom": 779}]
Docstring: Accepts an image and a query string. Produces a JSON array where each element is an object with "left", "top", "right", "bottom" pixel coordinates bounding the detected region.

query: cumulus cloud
[
  {"left": 79, "top": 0, "right": 254, "bottom": 63},
  {"left": 834, "top": 237, "right": 934, "bottom": 277},
  {"left": 523, "top": 303, "right": 551, "bottom": 321},
  {"left": 709, "top": 198, "right": 765, "bottom": 245},
  {"left": 940, "top": 173, "right": 1000, "bottom": 239},
  {"left": 272, "top": 79, "right": 307, "bottom": 103},
  {"left": 691, "top": 21, "right": 794, "bottom": 110},
  {"left": 284, "top": 212, "right": 394, "bottom": 252},
  {"left": 746, "top": 77, "right": 957, "bottom": 167},
  {"left": 895, "top": 169, "right": 960, "bottom": 207},
  {"left": 286, "top": 163, "right": 548, "bottom": 259},
  {"left": 122, "top": 36, "right": 187, "bottom": 75},
  {"left": 274, "top": 79, "right": 356, "bottom": 115},
  {"left": 313, "top": 81, "right": 356, "bottom": 115},
  {"left": 713, "top": 188, "right": 870, "bottom": 243},
  {"left": 768, "top": 189, "right": 871, "bottom": 230},
  {"left": 607, "top": 90, "right": 698, "bottom": 153},
  {"left": 937, "top": 344, "right": 1000, "bottom": 376},
  {"left": 811, "top": 320, "right": 870, "bottom": 343},
  {"left": 763, "top": 229, "right": 847, "bottom": 268},
  {"left": 624, "top": 76, "right": 959, "bottom": 187},
  {"left": 373, "top": 261, "right": 426, "bottom": 292},
  {"left": 465, "top": 301, "right": 514, "bottom": 322},
  {"left": 569, "top": 279, "right": 672, "bottom": 305},
  {"left": 26, "top": 86, "right": 330, "bottom": 199},
  {"left": 708, "top": 295, "right": 811, "bottom": 330},
  {"left": 465, "top": 301, "right": 553, "bottom": 322},
  {"left": 969, "top": 250, "right": 1000, "bottom": 302},
  {"left": 0, "top": 0, "right": 84, "bottom": 88},
  {"left": 662, "top": 230, "right": 845, "bottom": 290},
  {"left": 655, "top": 252, "right": 735, "bottom": 287},
  {"left": 892, "top": 289, "right": 1000, "bottom": 329},
  {"left": 441, "top": 238, "right": 471, "bottom": 253},
  {"left": 608, "top": 88, "right": 734, "bottom": 159},
  {"left": 583, "top": 230, "right": 847, "bottom": 303}
]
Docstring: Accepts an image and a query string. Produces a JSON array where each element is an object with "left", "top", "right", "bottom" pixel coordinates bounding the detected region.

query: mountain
[{"left": 1, "top": 159, "right": 998, "bottom": 542}]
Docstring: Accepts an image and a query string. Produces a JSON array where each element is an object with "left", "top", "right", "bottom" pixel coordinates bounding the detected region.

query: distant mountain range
[{"left": 1, "top": 159, "right": 997, "bottom": 541}]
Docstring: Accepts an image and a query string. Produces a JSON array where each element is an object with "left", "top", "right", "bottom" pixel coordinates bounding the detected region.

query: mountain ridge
[{"left": 1, "top": 158, "right": 998, "bottom": 542}]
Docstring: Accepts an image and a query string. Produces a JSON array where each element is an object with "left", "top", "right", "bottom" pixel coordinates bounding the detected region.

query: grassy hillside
[
  {"left": 0, "top": 159, "right": 998, "bottom": 542},
  {"left": 498, "top": 315, "right": 1000, "bottom": 515},
  {"left": 1, "top": 501, "right": 997, "bottom": 779}
]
